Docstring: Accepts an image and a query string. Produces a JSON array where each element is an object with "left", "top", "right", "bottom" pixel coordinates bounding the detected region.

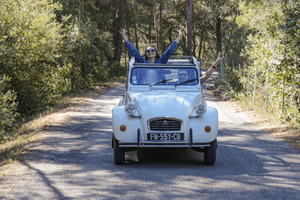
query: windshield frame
[{"left": 129, "top": 66, "right": 199, "bottom": 86}]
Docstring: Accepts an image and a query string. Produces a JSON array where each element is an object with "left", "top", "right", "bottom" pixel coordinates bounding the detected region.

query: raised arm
[
  {"left": 200, "top": 52, "right": 224, "bottom": 85},
  {"left": 120, "top": 28, "right": 146, "bottom": 63},
  {"left": 159, "top": 29, "right": 183, "bottom": 63},
  {"left": 212, "top": 52, "right": 223, "bottom": 68}
]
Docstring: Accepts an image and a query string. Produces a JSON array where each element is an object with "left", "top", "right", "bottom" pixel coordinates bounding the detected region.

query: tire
[
  {"left": 114, "top": 136, "right": 124, "bottom": 165},
  {"left": 204, "top": 139, "right": 217, "bottom": 165}
]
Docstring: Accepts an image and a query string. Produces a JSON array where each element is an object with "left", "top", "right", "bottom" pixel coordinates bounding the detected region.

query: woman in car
[
  {"left": 119, "top": 28, "right": 183, "bottom": 64},
  {"left": 120, "top": 28, "right": 223, "bottom": 85}
]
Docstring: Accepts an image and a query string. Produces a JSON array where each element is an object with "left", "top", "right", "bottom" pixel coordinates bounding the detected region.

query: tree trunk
[
  {"left": 154, "top": 2, "right": 160, "bottom": 53},
  {"left": 168, "top": 27, "right": 172, "bottom": 46},
  {"left": 132, "top": 3, "right": 139, "bottom": 51},
  {"left": 192, "top": 23, "right": 195, "bottom": 56},
  {"left": 182, "top": 0, "right": 188, "bottom": 55},
  {"left": 79, "top": 0, "right": 86, "bottom": 82},
  {"left": 187, "top": 0, "right": 193, "bottom": 56},
  {"left": 216, "top": 16, "right": 222, "bottom": 56},
  {"left": 198, "top": 22, "right": 205, "bottom": 59},
  {"left": 224, "top": 11, "right": 238, "bottom": 59},
  {"left": 159, "top": 3, "right": 163, "bottom": 54},
  {"left": 126, "top": 19, "right": 131, "bottom": 61},
  {"left": 79, "top": 0, "right": 84, "bottom": 23},
  {"left": 113, "top": 0, "right": 125, "bottom": 62},
  {"left": 149, "top": 16, "right": 152, "bottom": 43},
  {"left": 134, "top": 21, "right": 139, "bottom": 51},
  {"left": 215, "top": 0, "right": 222, "bottom": 56}
]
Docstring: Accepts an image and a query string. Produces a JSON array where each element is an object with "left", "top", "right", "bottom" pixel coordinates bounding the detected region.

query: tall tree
[
  {"left": 215, "top": 0, "right": 222, "bottom": 56},
  {"left": 187, "top": 0, "right": 193, "bottom": 56},
  {"left": 133, "top": 5, "right": 139, "bottom": 51},
  {"left": 153, "top": 1, "right": 161, "bottom": 53},
  {"left": 79, "top": 0, "right": 84, "bottom": 23},
  {"left": 159, "top": 2, "right": 163, "bottom": 54},
  {"left": 112, "top": 0, "right": 126, "bottom": 62}
]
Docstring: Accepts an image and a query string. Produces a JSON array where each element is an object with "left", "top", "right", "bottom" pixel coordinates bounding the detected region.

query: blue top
[{"left": 124, "top": 40, "right": 178, "bottom": 64}]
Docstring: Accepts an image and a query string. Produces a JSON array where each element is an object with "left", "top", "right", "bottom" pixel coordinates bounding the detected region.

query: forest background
[{"left": 0, "top": 0, "right": 299, "bottom": 142}]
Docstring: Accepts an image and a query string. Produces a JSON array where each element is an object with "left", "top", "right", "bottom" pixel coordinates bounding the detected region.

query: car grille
[{"left": 149, "top": 118, "right": 182, "bottom": 131}]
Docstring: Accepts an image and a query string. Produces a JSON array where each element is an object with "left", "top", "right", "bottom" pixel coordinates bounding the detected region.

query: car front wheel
[
  {"left": 114, "top": 136, "right": 124, "bottom": 165},
  {"left": 204, "top": 139, "right": 217, "bottom": 165}
]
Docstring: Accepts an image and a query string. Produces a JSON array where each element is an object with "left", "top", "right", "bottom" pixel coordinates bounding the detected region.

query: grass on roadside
[
  {"left": 211, "top": 78, "right": 300, "bottom": 152},
  {"left": 0, "top": 78, "right": 125, "bottom": 170}
]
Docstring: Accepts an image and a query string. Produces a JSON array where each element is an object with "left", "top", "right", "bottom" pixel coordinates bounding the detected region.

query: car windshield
[{"left": 130, "top": 67, "right": 199, "bottom": 86}]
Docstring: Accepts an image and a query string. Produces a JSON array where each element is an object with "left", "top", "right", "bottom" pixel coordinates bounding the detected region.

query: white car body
[{"left": 112, "top": 56, "right": 218, "bottom": 165}]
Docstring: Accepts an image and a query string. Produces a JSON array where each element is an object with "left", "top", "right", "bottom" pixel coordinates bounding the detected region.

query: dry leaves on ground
[{"left": 206, "top": 89, "right": 300, "bottom": 152}]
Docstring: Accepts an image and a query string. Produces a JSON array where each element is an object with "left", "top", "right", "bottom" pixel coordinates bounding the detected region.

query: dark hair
[
  {"left": 141, "top": 44, "right": 160, "bottom": 60},
  {"left": 178, "top": 69, "right": 188, "bottom": 74}
]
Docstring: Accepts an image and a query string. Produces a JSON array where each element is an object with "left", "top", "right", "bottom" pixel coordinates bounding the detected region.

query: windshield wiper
[
  {"left": 149, "top": 79, "right": 173, "bottom": 87},
  {"left": 175, "top": 78, "right": 198, "bottom": 87}
]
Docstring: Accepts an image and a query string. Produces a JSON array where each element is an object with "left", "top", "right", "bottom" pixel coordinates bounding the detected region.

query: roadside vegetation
[
  {"left": 0, "top": 0, "right": 126, "bottom": 143},
  {"left": 215, "top": 0, "right": 299, "bottom": 131},
  {"left": 0, "top": 0, "right": 298, "bottom": 151}
]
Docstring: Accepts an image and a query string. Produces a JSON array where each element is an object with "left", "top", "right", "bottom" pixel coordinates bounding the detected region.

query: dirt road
[{"left": 1, "top": 83, "right": 300, "bottom": 199}]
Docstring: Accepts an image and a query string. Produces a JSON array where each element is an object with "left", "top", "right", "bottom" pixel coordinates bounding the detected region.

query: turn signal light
[
  {"left": 120, "top": 125, "right": 126, "bottom": 131},
  {"left": 205, "top": 126, "right": 211, "bottom": 132}
]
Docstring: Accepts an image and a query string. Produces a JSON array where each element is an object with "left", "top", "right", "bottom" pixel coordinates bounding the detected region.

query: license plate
[{"left": 147, "top": 133, "right": 184, "bottom": 141}]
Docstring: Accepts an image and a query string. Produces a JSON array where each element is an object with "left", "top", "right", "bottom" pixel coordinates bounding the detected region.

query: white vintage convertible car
[{"left": 112, "top": 56, "right": 218, "bottom": 165}]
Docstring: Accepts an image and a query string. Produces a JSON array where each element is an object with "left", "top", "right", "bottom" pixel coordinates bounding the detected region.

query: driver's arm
[
  {"left": 200, "top": 52, "right": 223, "bottom": 85},
  {"left": 200, "top": 66, "right": 215, "bottom": 85}
]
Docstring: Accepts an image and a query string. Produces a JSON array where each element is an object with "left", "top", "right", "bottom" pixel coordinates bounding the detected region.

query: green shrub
[
  {"left": 0, "top": 0, "right": 66, "bottom": 115},
  {"left": 236, "top": 0, "right": 300, "bottom": 127},
  {"left": 0, "top": 75, "right": 19, "bottom": 142},
  {"left": 0, "top": 0, "right": 125, "bottom": 119}
]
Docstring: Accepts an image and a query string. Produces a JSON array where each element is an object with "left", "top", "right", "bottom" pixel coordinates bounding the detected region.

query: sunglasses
[
  {"left": 146, "top": 49, "right": 155, "bottom": 53},
  {"left": 179, "top": 73, "right": 188, "bottom": 76}
]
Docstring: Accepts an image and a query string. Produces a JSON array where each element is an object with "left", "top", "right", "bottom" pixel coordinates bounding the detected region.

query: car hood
[{"left": 129, "top": 92, "right": 201, "bottom": 119}]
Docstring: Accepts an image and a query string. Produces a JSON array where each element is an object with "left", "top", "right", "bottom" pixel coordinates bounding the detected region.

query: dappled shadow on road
[
  {"left": 5, "top": 114, "right": 300, "bottom": 199},
  {"left": 4, "top": 81, "right": 300, "bottom": 199}
]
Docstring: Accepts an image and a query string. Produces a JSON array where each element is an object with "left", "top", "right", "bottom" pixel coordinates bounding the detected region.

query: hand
[
  {"left": 213, "top": 52, "right": 224, "bottom": 67},
  {"left": 175, "top": 28, "right": 183, "bottom": 43},
  {"left": 119, "top": 28, "right": 128, "bottom": 41}
]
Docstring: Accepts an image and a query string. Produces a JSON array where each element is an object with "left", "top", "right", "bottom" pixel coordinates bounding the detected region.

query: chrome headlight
[
  {"left": 195, "top": 104, "right": 206, "bottom": 116},
  {"left": 125, "top": 103, "right": 136, "bottom": 115}
]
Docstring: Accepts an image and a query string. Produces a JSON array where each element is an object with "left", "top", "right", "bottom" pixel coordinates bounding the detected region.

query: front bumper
[{"left": 119, "top": 129, "right": 211, "bottom": 148}]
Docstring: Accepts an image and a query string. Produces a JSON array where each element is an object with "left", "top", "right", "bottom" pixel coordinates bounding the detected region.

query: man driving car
[{"left": 177, "top": 70, "right": 190, "bottom": 84}]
